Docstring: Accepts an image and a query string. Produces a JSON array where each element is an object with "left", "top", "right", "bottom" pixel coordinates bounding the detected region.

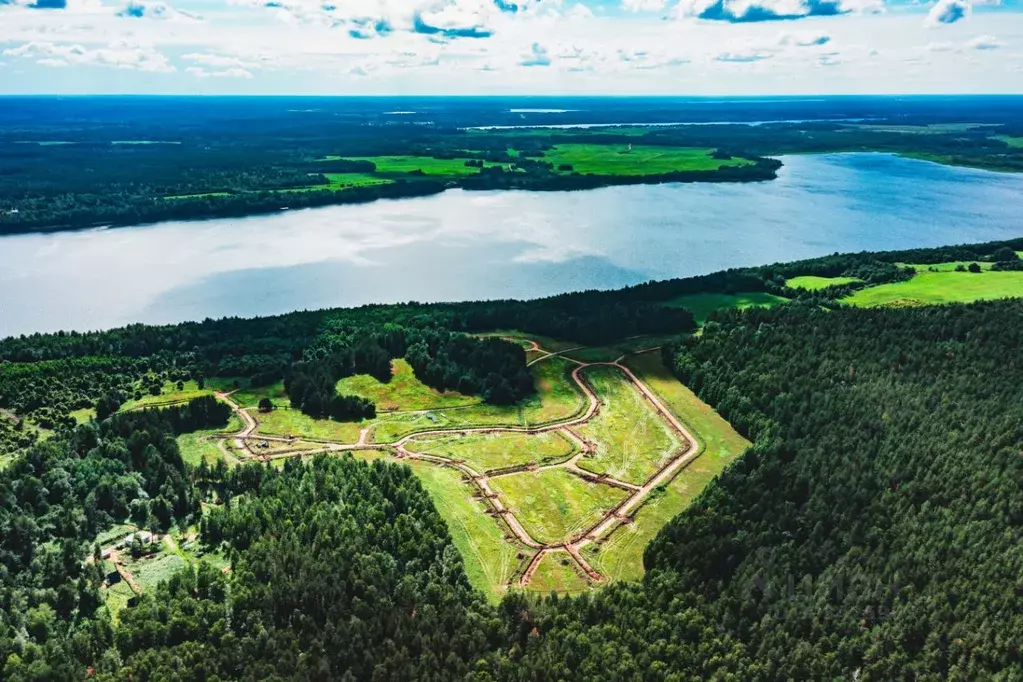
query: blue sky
[{"left": 0, "top": 0, "right": 1019, "bottom": 94}]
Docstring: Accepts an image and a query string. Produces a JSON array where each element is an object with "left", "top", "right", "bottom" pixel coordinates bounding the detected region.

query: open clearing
[
  {"left": 542, "top": 144, "right": 750, "bottom": 175},
  {"left": 583, "top": 352, "right": 750, "bottom": 582},
  {"left": 490, "top": 468, "right": 629, "bottom": 545},
  {"left": 370, "top": 356, "right": 584, "bottom": 442},
  {"left": 177, "top": 413, "right": 244, "bottom": 466},
  {"left": 844, "top": 270, "right": 1023, "bottom": 307},
  {"left": 406, "top": 459, "right": 528, "bottom": 603},
  {"left": 121, "top": 380, "right": 211, "bottom": 410},
  {"left": 666, "top": 291, "right": 788, "bottom": 325},
  {"left": 406, "top": 430, "right": 575, "bottom": 473},
  {"left": 524, "top": 552, "right": 591, "bottom": 595},
  {"left": 786, "top": 275, "right": 862, "bottom": 290},
  {"left": 337, "top": 358, "right": 479, "bottom": 412},
  {"left": 255, "top": 407, "right": 363, "bottom": 442},
  {"left": 212, "top": 334, "right": 743, "bottom": 597},
  {"left": 576, "top": 365, "right": 681, "bottom": 486}
]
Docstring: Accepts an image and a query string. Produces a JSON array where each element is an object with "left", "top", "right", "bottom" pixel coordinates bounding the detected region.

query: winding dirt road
[{"left": 218, "top": 339, "right": 704, "bottom": 589}]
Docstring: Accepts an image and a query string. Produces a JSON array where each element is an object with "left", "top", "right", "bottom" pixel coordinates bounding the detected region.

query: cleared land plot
[
  {"left": 122, "top": 551, "right": 187, "bottom": 593},
  {"left": 369, "top": 357, "right": 584, "bottom": 442},
  {"left": 583, "top": 353, "right": 750, "bottom": 582},
  {"left": 898, "top": 261, "right": 993, "bottom": 272},
  {"left": 406, "top": 430, "right": 575, "bottom": 472},
  {"left": 484, "top": 330, "right": 584, "bottom": 352},
  {"left": 70, "top": 407, "right": 95, "bottom": 424},
  {"left": 177, "top": 413, "right": 244, "bottom": 466},
  {"left": 542, "top": 144, "right": 750, "bottom": 176},
  {"left": 280, "top": 172, "right": 395, "bottom": 194},
  {"left": 666, "top": 291, "right": 788, "bottom": 325},
  {"left": 208, "top": 379, "right": 291, "bottom": 409},
  {"left": 255, "top": 408, "right": 362, "bottom": 443},
  {"left": 406, "top": 459, "right": 526, "bottom": 602},
  {"left": 562, "top": 333, "right": 682, "bottom": 363},
  {"left": 337, "top": 359, "right": 479, "bottom": 412},
  {"left": 347, "top": 155, "right": 500, "bottom": 178},
  {"left": 120, "top": 380, "right": 211, "bottom": 410},
  {"left": 994, "top": 135, "right": 1023, "bottom": 148},
  {"left": 845, "top": 270, "right": 1023, "bottom": 307},
  {"left": 786, "top": 275, "right": 862, "bottom": 291},
  {"left": 490, "top": 468, "right": 628, "bottom": 545},
  {"left": 523, "top": 552, "right": 591, "bottom": 596},
  {"left": 576, "top": 366, "right": 680, "bottom": 486}
]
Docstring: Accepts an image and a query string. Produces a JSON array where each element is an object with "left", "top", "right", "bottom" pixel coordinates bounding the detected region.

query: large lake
[{"left": 3, "top": 153, "right": 1022, "bottom": 337}]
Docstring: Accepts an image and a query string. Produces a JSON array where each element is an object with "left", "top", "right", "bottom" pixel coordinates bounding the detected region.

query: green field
[
  {"left": 786, "top": 275, "right": 862, "bottom": 291},
  {"left": 122, "top": 551, "right": 188, "bottom": 593},
  {"left": 583, "top": 353, "right": 750, "bottom": 582},
  {"left": 164, "top": 191, "right": 232, "bottom": 200},
  {"left": 490, "top": 468, "right": 628, "bottom": 545},
  {"left": 347, "top": 155, "right": 502, "bottom": 178},
  {"left": 177, "top": 413, "right": 244, "bottom": 466},
  {"left": 666, "top": 291, "right": 788, "bottom": 325},
  {"left": 337, "top": 359, "right": 479, "bottom": 412},
  {"left": 369, "top": 357, "right": 585, "bottom": 442},
  {"left": 844, "top": 270, "right": 1023, "bottom": 307},
  {"left": 120, "top": 380, "right": 212, "bottom": 411},
  {"left": 255, "top": 408, "right": 362, "bottom": 442},
  {"left": 541, "top": 144, "right": 749, "bottom": 176},
  {"left": 575, "top": 366, "right": 680, "bottom": 485},
  {"left": 523, "top": 552, "right": 591, "bottom": 595},
  {"left": 899, "top": 261, "right": 993, "bottom": 272},
  {"left": 406, "top": 459, "right": 526, "bottom": 602},
  {"left": 562, "top": 333, "right": 682, "bottom": 363},
  {"left": 994, "top": 135, "right": 1023, "bottom": 148},
  {"left": 69, "top": 407, "right": 95, "bottom": 424},
  {"left": 406, "top": 430, "right": 575, "bottom": 472}
]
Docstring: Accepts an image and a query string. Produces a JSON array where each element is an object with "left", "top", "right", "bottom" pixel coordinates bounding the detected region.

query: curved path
[{"left": 216, "top": 339, "right": 703, "bottom": 590}]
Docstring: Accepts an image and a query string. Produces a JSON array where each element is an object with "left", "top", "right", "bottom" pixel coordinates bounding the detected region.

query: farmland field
[
  {"left": 786, "top": 275, "right": 862, "bottom": 290},
  {"left": 576, "top": 366, "right": 681, "bottom": 486},
  {"left": 542, "top": 144, "right": 751, "bottom": 175},
  {"left": 489, "top": 468, "right": 628, "bottom": 545},
  {"left": 177, "top": 413, "right": 244, "bottom": 466},
  {"left": 844, "top": 270, "right": 1023, "bottom": 307}
]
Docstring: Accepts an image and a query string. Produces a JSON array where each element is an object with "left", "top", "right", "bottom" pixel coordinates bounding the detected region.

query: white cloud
[
  {"left": 2, "top": 41, "right": 174, "bottom": 72},
  {"left": 924, "top": 0, "right": 970, "bottom": 27},
  {"left": 519, "top": 41, "right": 550, "bottom": 65},
  {"left": 186, "top": 65, "right": 254, "bottom": 78},
  {"left": 965, "top": 34, "right": 1001, "bottom": 49},
  {"left": 621, "top": 0, "right": 669, "bottom": 11}
]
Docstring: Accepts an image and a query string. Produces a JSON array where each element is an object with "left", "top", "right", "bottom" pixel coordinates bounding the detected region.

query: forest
[
  {"left": 2, "top": 95, "right": 1022, "bottom": 233},
  {"left": 1, "top": 238, "right": 1022, "bottom": 680}
]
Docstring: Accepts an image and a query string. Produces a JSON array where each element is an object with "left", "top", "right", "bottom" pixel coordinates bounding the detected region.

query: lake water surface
[{"left": 2, "top": 153, "right": 1022, "bottom": 337}]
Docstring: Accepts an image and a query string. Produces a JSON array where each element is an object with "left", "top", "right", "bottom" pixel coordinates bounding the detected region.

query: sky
[{"left": 0, "top": 0, "right": 1020, "bottom": 94}]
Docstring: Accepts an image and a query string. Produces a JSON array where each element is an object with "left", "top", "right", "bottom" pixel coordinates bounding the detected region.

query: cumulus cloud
[
  {"left": 186, "top": 66, "right": 254, "bottom": 78},
  {"left": 715, "top": 48, "right": 772, "bottom": 61},
  {"left": 924, "top": 0, "right": 970, "bottom": 26},
  {"left": 622, "top": 0, "right": 669, "bottom": 11},
  {"left": 519, "top": 42, "right": 550, "bottom": 66},
  {"left": 2, "top": 41, "right": 175, "bottom": 71},
  {"left": 674, "top": 0, "right": 878, "bottom": 23},
  {"left": 116, "top": 0, "right": 198, "bottom": 20},
  {"left": 228, "top": 0, "right": 539, "bottom": 40},
  {"left": 779, "top": 32, "right": 832, "bottom": 46},
  {"left": 966, "top": 34, "right": 1002, "bottom": 49}
]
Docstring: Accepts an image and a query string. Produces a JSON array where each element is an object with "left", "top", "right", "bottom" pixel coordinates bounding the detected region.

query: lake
[{"left": 2, "top": 153, "right": 1022, "bottom": 337}]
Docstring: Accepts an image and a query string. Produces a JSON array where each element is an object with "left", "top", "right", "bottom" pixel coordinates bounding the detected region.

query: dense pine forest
[{"left": 2, "top": 239, "right": 1023, "bottom": 680}]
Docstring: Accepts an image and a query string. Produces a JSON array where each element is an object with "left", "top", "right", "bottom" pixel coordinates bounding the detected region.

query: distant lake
[{"left": 2, "top": 153, "right": 1022, "bottom": 337}]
